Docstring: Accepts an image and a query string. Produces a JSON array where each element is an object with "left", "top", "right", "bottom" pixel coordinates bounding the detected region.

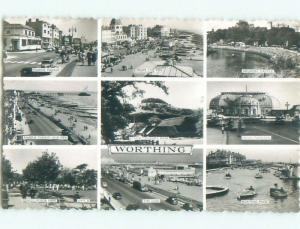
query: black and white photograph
[
  {"left": 3, "top": 80, "right": 97, "bottom": 145},
  {"left": 206, "top": 148, "right": 299, "bottom": 212},
  {"left": 207, "top": 81, "right": 300, "bottom": 145},
  {"left": 100, "top": 147, "right": 203, "bottom": 211},
  {"left": 101, "top": 18, "right": 203, "bottom": 77},
  {"left": 101, "top": 81, "right": 204, "bottom": 145},
  {"left": 207, "top": 20, "right": 300, "bottom": 78},
  {"left": 1, "top": 148, "right": 98, "bottom": 210},
  {"left": 3, "top": 18, "right": 98, "bottom": 77}
]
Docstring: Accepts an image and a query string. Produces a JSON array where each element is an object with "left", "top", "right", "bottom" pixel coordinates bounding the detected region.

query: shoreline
[{"left": 208, "top": 45, "right": 300, "bottom": 66}]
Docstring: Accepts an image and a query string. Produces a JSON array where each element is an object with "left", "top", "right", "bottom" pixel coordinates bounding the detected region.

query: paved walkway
[
  {"left": 71, "top": 61, "right": 97, "bottom": 77},
  {"left": 207, "top": 127, "right": 227, "bottom": 144}
]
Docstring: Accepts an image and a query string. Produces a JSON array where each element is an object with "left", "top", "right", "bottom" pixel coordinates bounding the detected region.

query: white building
[
  {"left": 129, "top": 24, "right": 148, "bottom": 40},
  {"left": 3, "top": 21, "right": 41, "bottom": 51},
  {"left": 102, "top": 29, "right": 114, "bottom": 44},
  {"left": 146, "top": 165, "right": 196, "bottom": 177},
  {"left": 160, "top": 26, "right": 170, "bottom": 37},
  {"left": 26, "top": 18, "right": 61, "bottom": 49},
  {"left": 101, "top": 19, "right": 128, "bottom": 44}
]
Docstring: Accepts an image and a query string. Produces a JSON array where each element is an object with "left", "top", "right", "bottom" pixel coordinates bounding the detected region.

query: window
[
  {"left": 44, "top": 29, "right": 46, "bottom": 34},
  {"left": 22, "top": 39, "right": 27, "bottom": 46},
  {"left": 25, "top": 30, "right": 27, "bottom": 35},
  {"left": 6, "top": 30, "right": 10, "bottom": 34}
]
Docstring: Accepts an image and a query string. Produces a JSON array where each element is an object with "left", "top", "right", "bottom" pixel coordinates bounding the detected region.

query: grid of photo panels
[{"left": 0, "top": 18, "right": 299, "bottom": 212}]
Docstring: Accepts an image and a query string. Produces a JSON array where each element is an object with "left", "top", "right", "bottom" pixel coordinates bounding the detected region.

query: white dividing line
[{"left": 253, "top": 127, "right": 299, "bottom": 144}]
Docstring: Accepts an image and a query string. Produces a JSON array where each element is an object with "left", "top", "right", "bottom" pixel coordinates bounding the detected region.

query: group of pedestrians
[{"left": 78, "top": 48, "right": 97, "bottom": 66}]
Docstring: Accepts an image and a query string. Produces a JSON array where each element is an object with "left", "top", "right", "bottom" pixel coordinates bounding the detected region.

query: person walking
[
  {"left": 92, "top": 50, "right": 97, "bottom": 65},
  {"left": 87, "top": 49, "right": 93, "bottom": 66}
]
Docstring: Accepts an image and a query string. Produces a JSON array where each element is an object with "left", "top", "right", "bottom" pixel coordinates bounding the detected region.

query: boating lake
[
  {"left": 207, "top": 49, "right": 276, "bottom": 78},
  {"left": 206, "top": 168, "right": 299, "bottom": 212}
]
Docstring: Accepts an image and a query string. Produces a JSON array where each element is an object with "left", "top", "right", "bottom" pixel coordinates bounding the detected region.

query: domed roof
[
  {"left": 253, "top": 94, "right": 273, "bottom": 108},
  {"left": 209, "top": 93, "right": 240, "bottom": 109},
  {"left": 110, "top": 18, "right": 122, "bottom": 26},
  {"left": 235, "top": 95, "right": 259, "bottom": 106}
]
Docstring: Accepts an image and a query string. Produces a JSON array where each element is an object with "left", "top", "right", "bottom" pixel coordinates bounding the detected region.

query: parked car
[
  {"left": 102, "top": 182, "right": 108, "bottom": 188},
  {"left": 41, "top": 58, "right": 54, "bottom": 68},
  {"left": 125, "top": 204, "right": 140, "bottom": 210},
  {"left": 166, "top": 196, "right": 178, "bottom": 205},
  {"left": 182, "top": 203, "right": 194, "bottom": 211}
]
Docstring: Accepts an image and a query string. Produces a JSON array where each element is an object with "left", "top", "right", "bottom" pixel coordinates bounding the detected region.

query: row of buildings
[
  {"left": 3, "top": 19, "right": 85, "bottom": 51},
  {"left": 102, "top": 18, "right": 171, "bottom": 44}
]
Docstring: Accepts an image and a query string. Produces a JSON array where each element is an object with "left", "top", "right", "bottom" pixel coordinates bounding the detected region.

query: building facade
[
  {"left": 3, "top": 21, "right": 41, "bottom": 51},
  {"left": 160, "top": 26, "right": 171, "bottom": 37},
  {"left": 146, "top": 165, "right": 196, "bottom": 177},
  {"left": 101, "top": 19, "right": 128, "bottom": 44},
  {"left": 129, "top": 24, "right": 148, "bottom": 40},
  {"left": 209, "top": 92, "right": 274, "bottom": 117},
  {"left": 26, "top": 18, "right": 61, "bottom": 49}
]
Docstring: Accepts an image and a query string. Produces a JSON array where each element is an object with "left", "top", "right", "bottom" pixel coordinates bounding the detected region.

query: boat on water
[
  {"left": 255, "top": 173, "right": 263, "bottom": 179},
  {"left": 78, "top": 92, "right": 91, "bottom": 96},
  {"left": 225, "top": 172, "right": 232, "bottom": 179},
  {"left": 270, "top": 184, "right": 288, "bottom": 199},
  {"left": 237, "top": 187, "right": 257, "bottom": 200},
  {"left": 206, "top": 186, "right": 229, "bottom": 198}
]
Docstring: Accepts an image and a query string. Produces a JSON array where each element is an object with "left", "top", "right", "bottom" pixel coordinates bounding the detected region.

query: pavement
[
  {"left": 207, "top": 127, "right": 227, "bottom": 144},
  {"left": 102, "top": 50, "right": 158, "bottom": 77},
  {"left": 7, "top": 188, "right": 96, "bottom": 210},
  {"left": 207, "top": 122, "right": 299, "bottom": 145}
]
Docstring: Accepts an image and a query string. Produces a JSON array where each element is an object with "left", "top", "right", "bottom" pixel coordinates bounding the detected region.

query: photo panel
[
  {"left": 1, "top": 147, "right": 98, "bottom": 210},
  {"left": 101, "top": 80, "right": 204, "bottom": 145},
  {"left": 206, "top": 20, "right": 300, "bottom": 78},
  {"left": 3, "top": 17, "right": 98, "bottom": 77},
  {"left": 207, "top": 81, "right": 300, "bottom": 145},
  {"left": 206, "top": 147, "right": 299, "bottom": 212},
  {"left": 3, "top": 79, "right": 98, "bottom": 145},
  {"left": 100, "top": 147, "right": 203, "bottom": 211},
  {"left": 101, "top": 18, "right": 203, "bottom": 77}
]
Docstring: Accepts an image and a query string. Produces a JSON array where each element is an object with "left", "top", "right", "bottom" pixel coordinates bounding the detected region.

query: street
[
  {"left": 4, "top": 51, "right": 58, "bottom": 76},
  {"left": 208, "top": 122, "right": 299, "bottom": 145},
  {"left": 22, "top": 104, "right": 71, "bottom": 145},
  {"left": 103, "top": 178, "right": 181, "bottom": 211},
  {"left": 4, "top": 51, "right": 97, "bottom": 77}
]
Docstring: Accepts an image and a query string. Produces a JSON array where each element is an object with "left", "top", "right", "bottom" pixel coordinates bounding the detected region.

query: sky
[
  {"left": 207, "top": 148, "right": 299, "bottom": 163},
  {"left": 4, "top": 148, "right": 98, "bottom": 173},
  {"left": 101, "top": 148, "right": 203, "bottom": 164},
  {"left": 206, "top": 20, "right": 300, "bottom": 32},
  {"left": 102, "top": 18, "right": 203, "bottom": 34},
  {"left": 207, "top": 81, "right": 300, "bottom": 109},
  {"left": 122, "top": 81, "right": 204, "bottom": 110},
  {"left": 4, "top": 80, "right": 97, "bottom": 92},
  {"left": 5, "top": 17, "right": 97, "bottom": 42}
]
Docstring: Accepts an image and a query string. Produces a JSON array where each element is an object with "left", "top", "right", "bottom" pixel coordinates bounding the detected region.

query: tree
[
  {"left": 56, "top": 168, "right": 76, "bottom": 186},
  {"left": 22, "top": 152, "right": 62, "bottom": 185},
  {"left": 2, "top": 156, "right": 15, "bottom": 185},
  {"left": 101, "top": 81, "right": 168, "bottom": 143},
  {"left": 73, "top": 164, "right": 97, "bottom": 188}
]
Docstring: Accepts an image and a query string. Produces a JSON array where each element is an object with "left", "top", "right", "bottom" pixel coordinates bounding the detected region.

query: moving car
[{"left": 112, "top": 192, "right": 122, "bottom": 200}]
